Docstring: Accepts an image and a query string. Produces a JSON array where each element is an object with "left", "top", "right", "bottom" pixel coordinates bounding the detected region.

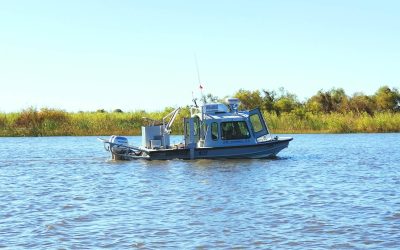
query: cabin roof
[
  {"left": 202, "top": 111, "right": 249, "bottom": 121},
  {"left": 191, "top": 103, "right": 251, "bottom": 121}
]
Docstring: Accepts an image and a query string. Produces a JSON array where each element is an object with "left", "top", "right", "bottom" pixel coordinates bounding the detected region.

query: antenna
[
  {"left": 194, "top": 53, "right": 201, "bottom": 86},
  {"left": 191, "top": 91, "right": 198, "bottom": 108},
  {"left": 194, "top": 53, "right": 205, "bottom": 103}
]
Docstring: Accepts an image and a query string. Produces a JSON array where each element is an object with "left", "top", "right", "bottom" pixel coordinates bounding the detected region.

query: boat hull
[{"left": 115, "top": 137, "right": 292, "bottom": 160}]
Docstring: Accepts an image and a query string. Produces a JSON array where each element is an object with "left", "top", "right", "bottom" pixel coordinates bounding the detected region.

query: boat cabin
[{"left": 184, "top": 99, "right": 272, "bottom": 149}]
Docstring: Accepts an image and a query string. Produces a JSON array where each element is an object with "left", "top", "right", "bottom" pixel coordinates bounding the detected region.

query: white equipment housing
[
  {"left": 226, "top": 98, "right": 240, "bottom": 113},
  {"left": 142, "top": 125, "right": 170, "bottom": 149},
  {"left": 202, "top": 103, "right": 229, "bottom": 114}
]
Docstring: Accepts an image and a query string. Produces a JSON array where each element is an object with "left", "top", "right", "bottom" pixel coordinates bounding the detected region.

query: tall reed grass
[
  {"left": 264, "top": 111, "right": 400, "bottom": 133},
  {"left": 0, "top": 108, "right": 399, "bottom": 136}
]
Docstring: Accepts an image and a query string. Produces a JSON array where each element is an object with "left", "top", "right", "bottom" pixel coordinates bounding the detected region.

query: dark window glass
[
  {"left": 193, "top": 116, "right": 199, "bottom": 136},
  {"left": 221, "top": 121, "right": 250, "bottom": 140},
  {"left": 211, "top": 122, "right": 218, "bottom": 140}
]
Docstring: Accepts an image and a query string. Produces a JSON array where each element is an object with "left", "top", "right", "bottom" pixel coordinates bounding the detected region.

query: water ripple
[{"left": 0, "top": 134, "right": 399, "bottom": 249}]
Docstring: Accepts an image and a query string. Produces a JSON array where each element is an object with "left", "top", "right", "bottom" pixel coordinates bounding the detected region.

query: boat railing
[{"left": 162, "top": 107, "right": 181, "bottom": 134}]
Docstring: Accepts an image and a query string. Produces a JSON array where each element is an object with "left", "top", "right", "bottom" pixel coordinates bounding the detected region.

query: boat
[{"left": 98, "top": 98, "right": 292, "bottom": 160}]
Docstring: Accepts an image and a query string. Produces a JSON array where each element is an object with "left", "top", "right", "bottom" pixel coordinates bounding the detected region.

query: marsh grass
[
  {"left": 264, "top": 111, "right": 400, "bottom": 133},
  {"left": 0, "top": 108, "right": 399, "bottom": 136}
]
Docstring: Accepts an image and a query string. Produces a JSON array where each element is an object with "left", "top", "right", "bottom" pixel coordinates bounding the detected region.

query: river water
[{"left": 0, "top": 134, "right": 399, "bottom": 249}]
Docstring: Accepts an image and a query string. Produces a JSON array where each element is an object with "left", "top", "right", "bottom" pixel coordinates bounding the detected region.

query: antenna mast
[
  {"left": 194, "top": 54, "right": 201, "bottom": 86},
  {"left": 194, "top": 54, "right": 205, "bottom": 103}
]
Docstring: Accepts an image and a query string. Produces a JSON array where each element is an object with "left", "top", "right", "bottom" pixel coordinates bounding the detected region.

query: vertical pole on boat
[
  {"left": 190, "top": 147, "right": 195, "bottom": 160},
  {"left": 194, "top": 53, "right": 205, "bottom": 103},
  {"left": 195, "top": 55, "right": 206, "bottom": 145},
  {"left": 195, "top": 54, "right": 201, "bottom": 90},
  {"left": 162, "top": 118, "right": 166, "bottom": 148},
  {"left": 188, "top": 118, "right": 195, "bottom": 159}
]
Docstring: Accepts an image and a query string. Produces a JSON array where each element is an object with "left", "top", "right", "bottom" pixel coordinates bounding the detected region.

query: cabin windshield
[
  {"left": 221, "top": 121, "right": 250, "bottom": 140},
  {"left": 250, "top": 113, "right": 263, "bottom": 133}
]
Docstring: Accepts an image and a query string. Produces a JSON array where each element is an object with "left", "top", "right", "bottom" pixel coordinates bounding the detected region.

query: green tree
[
  {"left": 234, "top": 89, "right": 263, "bottom": 110},
  {"left": 330, "top": 88, "right": 350, "bottom": 113},
  {"left": 273, "top": 88, "right": 300, "bottom": 115},
  {"left": 261, "top": 89, "right": 276, "bottom": 112},
  {"left": 374, "top": 86, "right": 400, "bottom": 112},
  {"left": 306, "top": 88, "right": 349, "bottom": 113},
  {"left": 113, "top": 109, "right": 123, "bottom": 113},
  {"left": 349, "top": 92, "right": 376, "bottom": 115},
  {"left": 201, "top": 93, "right": 220, "bottom": 104},
  {"left": 306, "top": 90, "right": 333, "bottom": 113}
]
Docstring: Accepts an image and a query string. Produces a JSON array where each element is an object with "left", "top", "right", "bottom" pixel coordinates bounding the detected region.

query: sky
[{"left": 0, "top": 0, "right": 399, "bottom": 112}]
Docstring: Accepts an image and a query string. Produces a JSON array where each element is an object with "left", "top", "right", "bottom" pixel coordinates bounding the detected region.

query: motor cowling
[{"left": 109, "top": 135, "right": 129, "bottom": 154}]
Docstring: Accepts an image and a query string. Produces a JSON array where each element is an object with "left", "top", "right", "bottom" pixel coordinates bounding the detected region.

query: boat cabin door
[
  {"left": 184, "top": 117, "right": 200, "bottom": 147},
  {"left": 249, "top": 108, "right": 270, "bottom": 141}
]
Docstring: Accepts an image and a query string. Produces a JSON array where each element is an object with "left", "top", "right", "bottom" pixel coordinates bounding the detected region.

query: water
[{"left": 1, "top": 134, "right": 399, "bottom": 249}]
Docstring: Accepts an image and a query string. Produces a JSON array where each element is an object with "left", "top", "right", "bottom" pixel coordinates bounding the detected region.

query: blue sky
[{"left": 0, "top": 0, "right": 399, "bottom": 112}]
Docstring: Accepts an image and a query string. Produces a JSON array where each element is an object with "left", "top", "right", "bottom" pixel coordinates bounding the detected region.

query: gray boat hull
[{"left": 115, "top": 137, "right": 292, "bottom": 160}]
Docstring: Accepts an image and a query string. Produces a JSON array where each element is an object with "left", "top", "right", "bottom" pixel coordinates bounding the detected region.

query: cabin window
[
  {"left": 211, "top": 122, "right": 219, "bottom": 140},
  {"left": 193, "top": 116, "right": 200, "bottom": 136},
  {"left": 250, "top": 113, "right": 263, "bottom": 133},
  {"left": 221, "top": 121, "right": 250, "bottom": 140},
  {"left": 194, "top": 116, "right": 201, "bottom": 142}
]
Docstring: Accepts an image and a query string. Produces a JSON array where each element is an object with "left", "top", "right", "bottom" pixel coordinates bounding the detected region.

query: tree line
[
  {"left": 202, "top": 85, "right": 400, "bottom": 116},
  {"left": 1, "top": 85, "right": 399, "bottom": 136}
]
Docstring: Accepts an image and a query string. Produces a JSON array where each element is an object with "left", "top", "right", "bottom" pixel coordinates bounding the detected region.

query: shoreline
[{"left": 1, "top": 109, "right": 400, "bottom": 137}]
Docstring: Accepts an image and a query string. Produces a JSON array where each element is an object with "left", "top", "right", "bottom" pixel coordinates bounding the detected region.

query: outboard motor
[{"left": 109, "top": 135, "right": 129, "bottom": 155}]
